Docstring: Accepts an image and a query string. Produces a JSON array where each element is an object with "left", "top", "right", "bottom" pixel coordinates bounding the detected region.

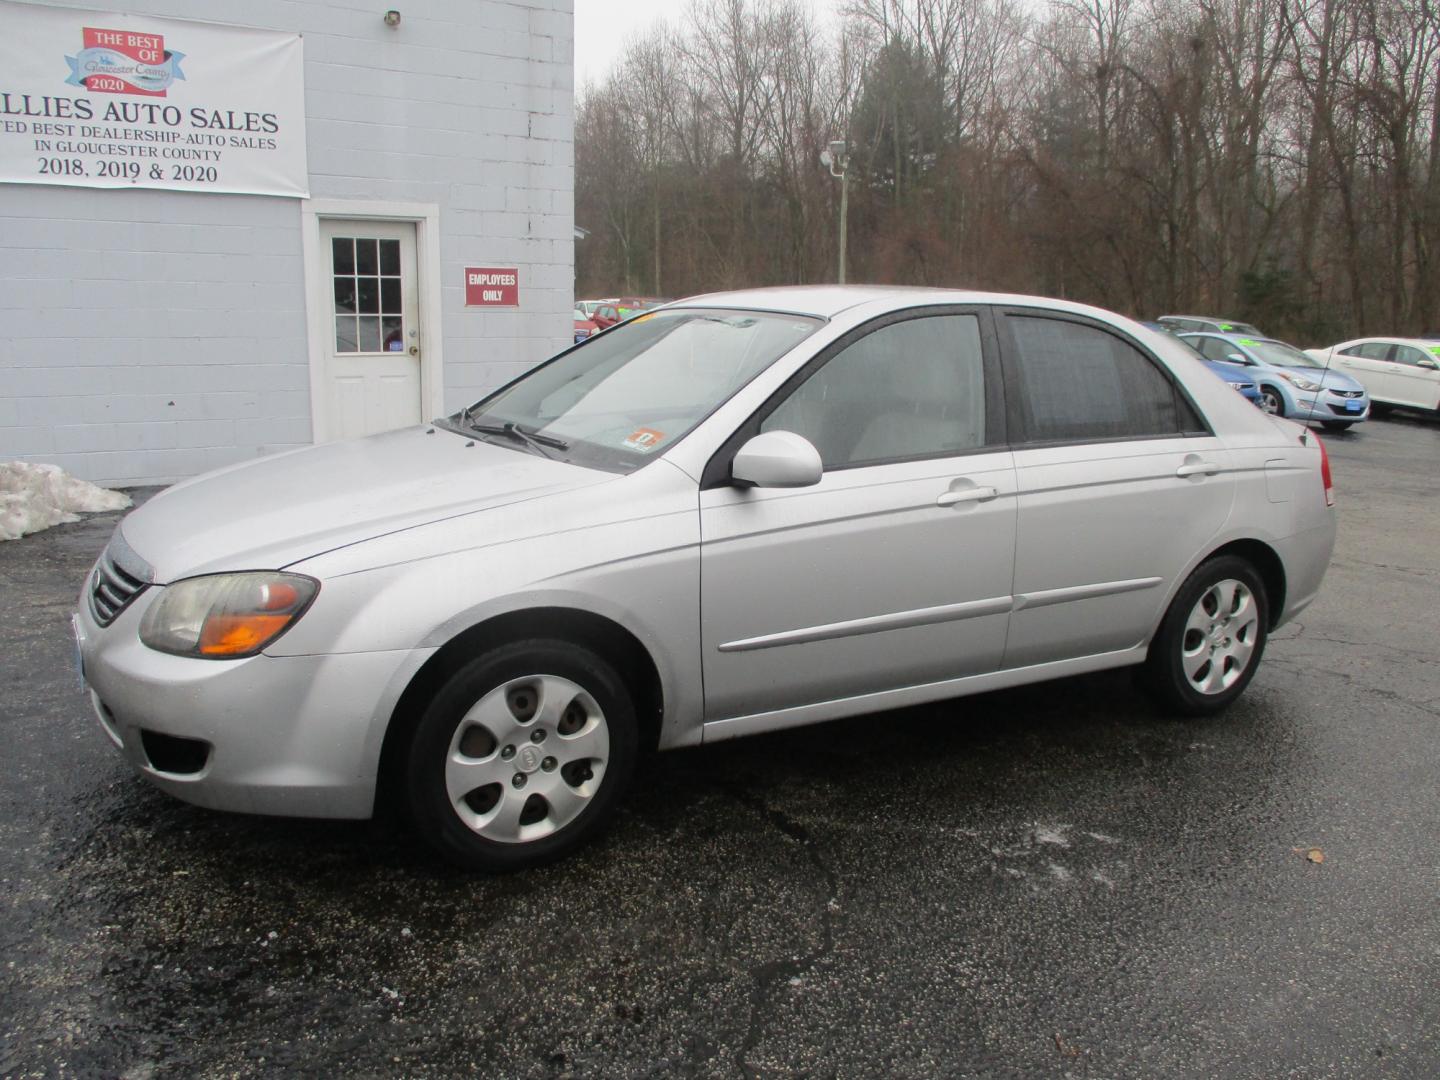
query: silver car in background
[{"left": 75, "top": 288, "right": 1337, "bottom": 870}]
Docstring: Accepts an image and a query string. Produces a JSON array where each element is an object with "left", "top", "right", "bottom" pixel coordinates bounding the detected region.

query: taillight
[{"left": 1317, "top": 435, "right": 1334, "bottom": 507}]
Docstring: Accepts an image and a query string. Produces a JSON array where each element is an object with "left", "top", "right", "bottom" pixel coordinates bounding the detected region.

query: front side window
[
  {"left": 1395, "top": 345, "right": 1434, "bottom": 367},
  {"left": 1007, "top": 315, "right": 1196, "bottom": 442},
  {"left": 447, "top": 309, "right": 821, "bottom": 472},
  {"left": 760, "top": 314, "right": 988, "bottom": 468}
]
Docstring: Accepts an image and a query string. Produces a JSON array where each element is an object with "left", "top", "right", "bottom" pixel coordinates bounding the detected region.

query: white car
[
  {"left": 1305, "top": 337, "right": 1440, "bottom": 414},
  {"left": 75, "top": 288, "right": 1337, "bottom": 870}
]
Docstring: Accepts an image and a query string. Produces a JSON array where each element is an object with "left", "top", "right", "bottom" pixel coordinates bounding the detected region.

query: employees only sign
[
  {"left": 0, "top": 2, "right": 307, "bottom": 197},
  {"left": 465, "top": 268, "right": 520, "bottom": 307}
]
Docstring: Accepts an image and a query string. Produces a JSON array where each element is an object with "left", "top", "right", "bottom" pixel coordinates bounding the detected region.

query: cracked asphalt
[{"left": 3, "top": 416, "right": 1439, "bottom": 1078}]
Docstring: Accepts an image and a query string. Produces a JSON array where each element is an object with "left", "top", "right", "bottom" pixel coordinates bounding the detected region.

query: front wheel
[
  {"left": 1141, "top": 556, "right": 1269, "bottom": 717},
  {"left": 404, "top": 640, "right": 638, "bottom": 871},
  {"left": 1259, "top": 387, "right": 1284, "bottom": 416}
]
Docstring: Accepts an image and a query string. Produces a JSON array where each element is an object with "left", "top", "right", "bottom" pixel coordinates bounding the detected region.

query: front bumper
[
  {"left": 75, "top": 589, "right": 432, "bottom": 819},
  {"left": 1289, "top": 390, "right": 1369, "bottom": 423}
]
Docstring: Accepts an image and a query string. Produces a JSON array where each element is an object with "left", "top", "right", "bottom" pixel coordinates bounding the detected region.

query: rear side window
[
  {"left": 1352, "top": 342, "right": 1394, "bottom": 361},
  {"left": 1006, "top": 315, "right": 1200, "bottom": 443}
]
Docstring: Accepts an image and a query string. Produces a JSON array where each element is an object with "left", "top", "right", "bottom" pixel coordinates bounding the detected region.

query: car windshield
[
  {"left": 1240, "top": 338, "right": 1323, "bottom": 369},
  {"left": 1216, "top": 321, "right": 1261, "bottom": 336},
  {"left": 444, "top": 308, "right": 823, "bottom": 472}
]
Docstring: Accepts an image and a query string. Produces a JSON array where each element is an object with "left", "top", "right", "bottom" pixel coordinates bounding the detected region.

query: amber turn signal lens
[{"left": 199, "top": 614, "right": 294, "bottom": 656}]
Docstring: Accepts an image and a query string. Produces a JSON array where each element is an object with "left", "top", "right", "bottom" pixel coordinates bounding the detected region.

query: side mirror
[
  {"left": 1227, "top": 353, "right": 1249, "bottom": 365},
  {"left": 731, "top": 430, "right": 823, "bottom": 488},
  {"left": 1418, "top": 358, "right": 1439, "bottom": 370}
]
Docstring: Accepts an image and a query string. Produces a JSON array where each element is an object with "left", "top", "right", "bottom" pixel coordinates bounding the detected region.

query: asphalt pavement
[{"left": 3, "top": 415, "right": 1438, "bottom": 1078}]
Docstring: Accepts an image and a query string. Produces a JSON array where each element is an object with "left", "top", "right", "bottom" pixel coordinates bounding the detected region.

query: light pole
[{"left": 819, "top": 139, "right": 849, "bottom": 284}]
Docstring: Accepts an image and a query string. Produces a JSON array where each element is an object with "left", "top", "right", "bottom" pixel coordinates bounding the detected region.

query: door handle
[
  {"left": 936, "top": 485, "right": 998, "bottom": 507},
  {"left": 1176, "top": 462, "right": 1220, "bottom": 477}
]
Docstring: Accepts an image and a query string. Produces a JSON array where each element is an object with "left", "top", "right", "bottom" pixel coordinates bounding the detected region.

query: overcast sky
[{"left": 574, "top": 0, "right": 676, "bottom": 93}]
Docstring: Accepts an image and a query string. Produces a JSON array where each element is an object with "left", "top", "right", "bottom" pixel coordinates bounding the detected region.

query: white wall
[{"left": 0, "top": 0, "right": 574, "bottom": 485}]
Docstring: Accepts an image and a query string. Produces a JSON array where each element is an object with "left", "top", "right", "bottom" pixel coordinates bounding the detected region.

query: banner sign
[
  {"left": 465, "top": 267, "right": 520, "bottom": 307},
  {"left": 0, "top": 2, "right": 307, "bottom": 197}
]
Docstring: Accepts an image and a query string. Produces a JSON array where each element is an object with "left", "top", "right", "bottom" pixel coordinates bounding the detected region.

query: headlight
[
  {"left": 139, "top": 572, "right": 319, "bottom": 659},
  {"left": 1278, "top": 372, "right": 1322, "bottom": 391},
  {"left": 1227, "top": 381, "right": 1246, "bottom": 389}
]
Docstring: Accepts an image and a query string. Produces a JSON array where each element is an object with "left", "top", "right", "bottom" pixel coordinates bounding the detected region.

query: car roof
[
  {"left": 666, "top": 285, "right": 1142, "bottom": 322},
  {"left": 1159, "top": 314, "right": 1250, "bottom": 324},
  {"left": 1340, "top": 336, "right": 1440, "bottom": 349}
]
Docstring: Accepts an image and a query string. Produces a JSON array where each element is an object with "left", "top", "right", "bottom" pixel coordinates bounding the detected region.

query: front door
[
  {"left": 699, "top": 310, "right": 1017, "bottom": 724},
  {"left": 321, "top": 219, "right": 422, "bottom": 440}
]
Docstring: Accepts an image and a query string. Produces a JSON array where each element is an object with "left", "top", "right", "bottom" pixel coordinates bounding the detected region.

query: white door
[
  {"left": 699, "top": 311, "right": 1017, "bottom": 722},
  {"left": 321, "top": 219, "right": 422, "bottom": 440}
]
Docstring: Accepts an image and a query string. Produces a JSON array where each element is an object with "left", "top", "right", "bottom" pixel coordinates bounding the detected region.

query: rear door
[
  {"left": 1336, "top": 342, "right": 1398, "bottom": 402},
  {"left": 699, "top": 309, "right": 1017, "bottom": 723},
  {"left": 999, "top": 311, "right": 1234, "bottom": 668}
]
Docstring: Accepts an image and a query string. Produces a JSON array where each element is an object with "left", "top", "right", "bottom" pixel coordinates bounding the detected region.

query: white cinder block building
[{"left": 1, "top": 0, "right": 574, "bottom": 485}]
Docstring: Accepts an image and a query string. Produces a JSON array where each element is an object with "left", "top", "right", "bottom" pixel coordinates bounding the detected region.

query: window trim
[
  {"left": 700, "top": 305, "right": 1008, "bottom": 490},
  {"left": 995, "top": 307, "right": 1212, "bottom": 449}
]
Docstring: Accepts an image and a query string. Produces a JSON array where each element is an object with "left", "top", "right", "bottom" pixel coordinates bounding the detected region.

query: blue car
[
  {"left": 1179, "top": 332, "right": 1370, "bottom": 431},
  {"left": 1141, "top": 322, "right": 1262, "bottom": 406}
]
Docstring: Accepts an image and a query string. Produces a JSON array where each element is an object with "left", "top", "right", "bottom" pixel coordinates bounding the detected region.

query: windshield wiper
[{"left": 469, "top": 420, "right": 570, "bottom": 455}]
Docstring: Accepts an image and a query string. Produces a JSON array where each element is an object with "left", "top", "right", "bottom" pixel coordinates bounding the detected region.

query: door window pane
[
  {"left": 332, "top": 237, "right": 355, "bottom": 275},
  {"left": 1008, "top": 316, "right": 1184, "bottom": 441},
  {"left": 355, "top": 238, "right": 379, "bottom": 275},
  {"left": 1394, "top": 345, "right": 1426, "bottom": 367},
  {"left": 357, "top": 316, "right": 382, "bottom": 353},
  {"left": 335, "top": 316, "right": 357, "bottom": 352},
  {"left": 762, "top": 315, "right": 987, "bottom": 468},
  {"left": 379, "top": 239, "right": 401, "bottom": 275},
  {"left": 381, "top": 277, "right": 401, "bottom": 314}
]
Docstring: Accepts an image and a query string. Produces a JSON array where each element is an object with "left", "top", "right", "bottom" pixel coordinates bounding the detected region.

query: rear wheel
[
  {"left": 404, "top": 640, "right": 637, "bottom": 870},
  {"left": 1258, "top": 387, "right": 1284, "bottom": 416},
  {"left": 1142, "top": 556, "right": 1269, "bottom": 717}
]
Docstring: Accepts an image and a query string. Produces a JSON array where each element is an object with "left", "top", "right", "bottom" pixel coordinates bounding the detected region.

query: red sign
[{"left": 464, "top": 267, "right": 519, "bottom": 307}]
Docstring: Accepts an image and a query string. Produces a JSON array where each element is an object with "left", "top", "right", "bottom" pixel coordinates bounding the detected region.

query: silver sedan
[{"left": 76, "top": 288, "right": 1337, "bottom": 869}]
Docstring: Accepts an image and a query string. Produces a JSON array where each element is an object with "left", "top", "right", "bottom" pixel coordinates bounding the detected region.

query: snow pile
[{"left": 0, "top": 462, "right": 131, "bottom": 541}]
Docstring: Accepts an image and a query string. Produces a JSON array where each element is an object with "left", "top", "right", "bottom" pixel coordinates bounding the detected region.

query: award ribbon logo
[{"left": 65, "top": 27, "right": 186, "bottom": 97}]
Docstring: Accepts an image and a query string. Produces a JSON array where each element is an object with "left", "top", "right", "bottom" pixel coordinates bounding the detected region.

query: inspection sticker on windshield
[
  {"left": 1237, "top": 338, "right": 1260, "bottom": 345},
  {"left": 623, "top": 428, "right": 665, "bottom": 452}
]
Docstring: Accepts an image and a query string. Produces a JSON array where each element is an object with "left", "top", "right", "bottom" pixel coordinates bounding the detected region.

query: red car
[{"left": 573, "top": 306, "right": 599, "bottom": 342}]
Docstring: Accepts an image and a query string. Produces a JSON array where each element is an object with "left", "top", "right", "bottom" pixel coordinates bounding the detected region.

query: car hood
[
  {"left": 120, "top": 426, "right": 612, "bottom": 581},
  {"left": 1308, "top": 367, "right": 1366, "bottom": 393}
]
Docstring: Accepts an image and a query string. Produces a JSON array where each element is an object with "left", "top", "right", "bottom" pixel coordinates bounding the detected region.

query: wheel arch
[
  {"left": 374, "top": 606, "right": 665, "bottom": 816},
  {"left": 1201, "top": 537, "right": 1287, "bottom": 630}
]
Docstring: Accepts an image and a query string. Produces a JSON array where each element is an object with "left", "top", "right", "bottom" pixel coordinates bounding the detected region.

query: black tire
[
  {"left": 404, "top": 639, "right": 637, "bottom": 871},
  {"left": 1320, "top": 421, "right": 1353, "bottom": 432},
  {"left": 1141, "top": 555, "right": 1269, "bottom": 717},
  {"left": 1259, "top": 386, "right": 1285, "bottom": 416}
]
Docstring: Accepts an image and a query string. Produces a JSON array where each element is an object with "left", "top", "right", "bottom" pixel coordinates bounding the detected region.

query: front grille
[
  {"left": 88, "top": 531, "right": 153, "bottom": 627},
  {"left": 1330, "top": 389, "right": 1364, "bottom": 398}
]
